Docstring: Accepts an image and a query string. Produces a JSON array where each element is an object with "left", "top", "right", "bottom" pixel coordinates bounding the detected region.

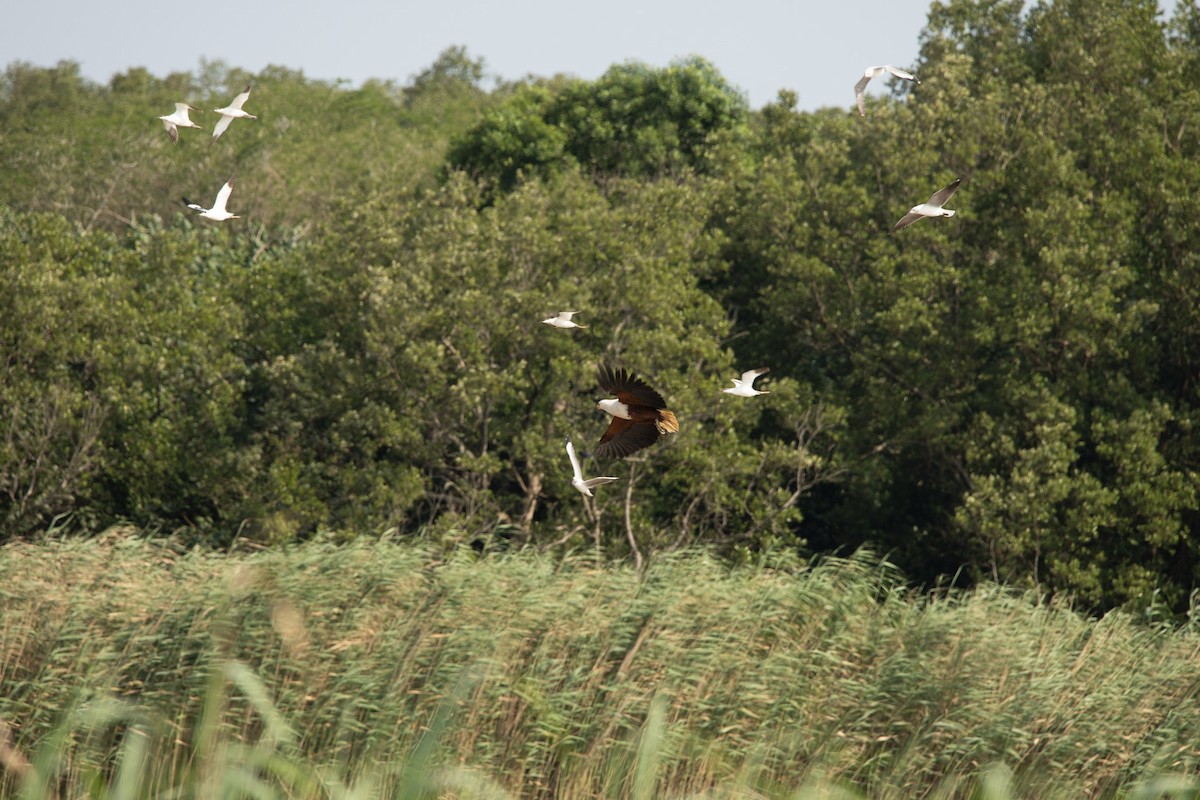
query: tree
[
  {"left": 447, "top": 57, "right": 749, "bottom": 193},
  {"left": 714, "top": 0, "right": 1199, "bottom": 607}
]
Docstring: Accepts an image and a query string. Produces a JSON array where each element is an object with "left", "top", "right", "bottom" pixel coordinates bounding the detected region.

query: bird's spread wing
[
  {"left": 741, "top": 367, "right": 769, "bottom": 385},
  {"left": 595, "top": 418, "right": 660, "bottom": 459},
  {"left": 163, "top": 121, "right": 179, "bottom": 142},
  {"left": 853, "top": 75, "right": 872, "bottom": 115},
  {"left": 182, "top": 197, "right": 204, "bottom": 212},
  {"left": 211, "top": 115, "right": 234, "bottom": 142},
  {"left": 598, "top": 416, "right": 633, "bottom": 445},
  {"left": 927, "top": 178, "right": 962, "bottom": 208},
  {"left": 565, "top": 437, "right": 584, "bottom": 482},
  {"left": 891, "top": 212, "right": 924, "bottom": 233},
  {"left": 229, "top": 85, "right": 252, "bottom": 110},
  {"left": 597, "top": 364, "right": 666, "bottom": 409},
  {"left": 583, "top": 476, "right": 620, "bottom": 489},
  {"left": 174, "top": 103, "right": 192, "bottom": 116},
  {"left": 212, "top": 180, "right": 234, "bottom": 213}
]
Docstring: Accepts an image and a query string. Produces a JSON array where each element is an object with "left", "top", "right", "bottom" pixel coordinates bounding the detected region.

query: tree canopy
[{"left": 2, "top": 2, "right": 1200, "bottom": 612}]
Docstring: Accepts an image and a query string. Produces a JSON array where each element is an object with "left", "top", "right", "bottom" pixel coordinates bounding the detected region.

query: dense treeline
[{"left": 2, "top": 0, "right": 1199, "bottom": 611}]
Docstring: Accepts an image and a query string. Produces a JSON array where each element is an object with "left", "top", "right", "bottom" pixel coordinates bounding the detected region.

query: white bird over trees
[
  {"left": 723, "top": 368, "right": 771, "bottom": 397},
  {"left": 158, "top": 103, "right": 202, "bottom": 143},
  {"left": 891, "top": 178, "right": 963, "bottom": 233},
  {"left": 183, "top": 177, "right": 240, "bottom": 221},
  {"left": 854, "top": 65, "right": 919, "bottom": 117},
  {"left": 211, "top": 85, "right": 256, "bottom": 143},
  {"left": 542, "top": 311, "right": 587, "bottom": 329},
  {"left": 565, "top": 435, "right": 620, "bottom": 498}
]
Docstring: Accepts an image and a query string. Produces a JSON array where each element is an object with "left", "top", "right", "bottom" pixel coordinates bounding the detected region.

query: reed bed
[{"left": 1, "top": 532, "right": 1198, "bottom": 798}]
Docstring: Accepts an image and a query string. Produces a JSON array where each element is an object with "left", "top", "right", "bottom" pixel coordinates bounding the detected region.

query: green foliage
[
  {"left": 446, "top": 85, "right": 569, "bottom": 193},
  {"left": 0, "top": 51, "right": 493, "bottom": 233},
  {"left": 3, "top": 0, "right": 1200, "bottom": 608},
  {"left": 0, "top": 211, "right": 125, "bottom": 534},
  {"left": 709, "top": 0, "right": 1200, "bottom": 607},
  {"left": 2, "top": 537, "right": 1199, "bottom": 798},
  {"left": 549, "top": 57, "right": 749, "bottom": 177},
  {"left": 448, "top": 57, "right": 749, "bottom": 192}
]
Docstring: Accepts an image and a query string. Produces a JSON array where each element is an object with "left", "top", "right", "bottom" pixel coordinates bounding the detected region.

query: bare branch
[{"left": 623, "top": 462, "right": 643, "bottom": 572}]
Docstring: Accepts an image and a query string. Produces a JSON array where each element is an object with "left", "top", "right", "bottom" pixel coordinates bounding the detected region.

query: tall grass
[{"left": 1, "top": 531, "right": 1198, "bottom": 798}]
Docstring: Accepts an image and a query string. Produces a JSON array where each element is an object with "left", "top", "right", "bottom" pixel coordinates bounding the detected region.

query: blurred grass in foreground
[{"left": 1, "top": 532, "right": 1198, "bottom": 798}]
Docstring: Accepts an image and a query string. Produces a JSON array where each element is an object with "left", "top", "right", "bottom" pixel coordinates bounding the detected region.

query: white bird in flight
[
  {"left": 211, "top": 85, "right": 256, "bottom": 143},
  {"left": 723, "top": 368, "right": 771, "bottom": 397},
  {"left": 854, "top": 65, "right": 919, "bottom": 117},
  {"left": 565, "top": 435, "right": 619, "bottom": 497},
  {"left": 158, "top": 103, "right": 202, "bottom": 143},
  {"left": 542, "top": 311, "right": 587, "bottom": 329},
  {"left": 891, "top": 178, "right": 962, "bottom": 233},
  {"left": 183, "top": 178, "right": 240, "bottom": 221}
]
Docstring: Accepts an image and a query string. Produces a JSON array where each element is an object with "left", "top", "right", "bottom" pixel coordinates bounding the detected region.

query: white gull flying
[
  {"left": 723, "top": 367, "right": 771, "bottom": 397},
  {"left": 891, "top": 178, "right": 962, "bottom": 233},
  {"left": 542, "top": 310, "right": 587, "bottom": 329},
  {"left": 566, "top": 435, "right": 619, "bottom": 497},
  {"left": 855, "top": 65, "right": 919, "bottom": 117},
  {"left": 183, "top": 178, "right": 240, "bottom": 222},
  {"left": 211, "top": 85, "right": 256, "bottom": 143},
  {"left": 158, "top": 103, "right": 202, "bottom": 143}
]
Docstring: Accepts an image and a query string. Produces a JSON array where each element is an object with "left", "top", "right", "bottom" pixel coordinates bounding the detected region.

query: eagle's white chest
[{"left": 597, "top": 398, "right": 630, "bottom": 419}]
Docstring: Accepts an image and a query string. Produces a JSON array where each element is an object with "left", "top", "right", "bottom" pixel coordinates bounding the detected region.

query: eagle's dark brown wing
[
  {"left": 595, "top": 417, "right": 662, "bottom": 459},
  {"left": 597, "top": 364, "right": 667, "bottom": 409}
]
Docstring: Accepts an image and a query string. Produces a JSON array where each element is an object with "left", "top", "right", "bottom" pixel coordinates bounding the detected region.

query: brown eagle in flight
[{"left": 594, "top": 364, "right": 679, "bottom": 459}]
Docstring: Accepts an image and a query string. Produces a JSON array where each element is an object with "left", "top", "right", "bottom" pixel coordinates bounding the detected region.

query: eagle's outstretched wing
[{"left": 597, "top": 364, "right": 667, "bottom": 409}]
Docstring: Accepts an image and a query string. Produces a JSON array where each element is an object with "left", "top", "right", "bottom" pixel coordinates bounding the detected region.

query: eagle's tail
[{"left": 656, "top": 410, "right": 679, "bottom": 435}]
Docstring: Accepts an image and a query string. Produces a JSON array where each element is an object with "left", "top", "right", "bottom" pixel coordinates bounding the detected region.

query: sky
[
  {"left": 7, "top": 1, "right": 1184, "bottom": 113},
  {"left": 6, "top": 0, "right": 938, "bottom": 113}
]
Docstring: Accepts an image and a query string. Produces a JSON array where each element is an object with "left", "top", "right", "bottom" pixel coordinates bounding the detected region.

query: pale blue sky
[
  {"left": 7, "top": 0, "right": 934, "bottom": 112},
  {"left": 5, "top": 1, "right": 1182, "bottom": 112}
]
